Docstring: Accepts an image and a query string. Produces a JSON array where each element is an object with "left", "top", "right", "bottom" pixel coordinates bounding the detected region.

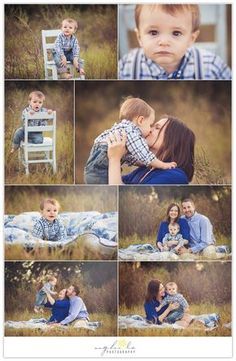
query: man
[
  {"left": 178, "top": 198, "right": 216, "bottom": 257},
  {"left": 60, "top": 285, "right": 89, "bottom": 326}
]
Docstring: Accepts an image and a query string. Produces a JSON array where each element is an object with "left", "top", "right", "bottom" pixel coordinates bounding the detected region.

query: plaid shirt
[
  {"left": 41, "top": 282, "right": 56, "bottom": 296},
  {"left": 162, "top": 233, "right": 185, "bottom": 247},
  {"left": 160, "top": 293, "right": 189, "bottom": 310},
  {"left": 21, "top": 106, "right": 48, "bottom": 128},
  {"left": 32, "top": 217, "right": 67, "bottom": 242},
  {"left": 94, "top": 119, "right": 156, "bottom": 167},
  {"left": 119, "top": 47, "right": 232, "bottom": 80},
  {"left": 54, "top": 32, "right": 80, "bottom": 58}
]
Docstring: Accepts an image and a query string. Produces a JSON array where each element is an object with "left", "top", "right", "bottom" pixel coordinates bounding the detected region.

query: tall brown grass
[
  {"left": 75, "top": 81, "right": 231, "bottom": 184},
  {"left": 5, "top": 5, "right": 117, "bottom": 79},
  {"left": 5, "top": 185, "right": 117, "bottom": 260},
  {"left": 119, "top": 262, "right": 231, "bottom": 308},
  {"left": 5, "top": 82, "right": 74, "bottom": 184},
  {"left": 119, "top": 186, "right": 231, "bottom": 248}
]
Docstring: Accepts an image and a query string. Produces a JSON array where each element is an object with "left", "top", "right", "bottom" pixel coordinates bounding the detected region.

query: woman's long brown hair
[
  {"left": 155, "top": 116, "right": 195, "bottom": 181},
  {"left": 145, "top": 279, "right": 161, "bottom": 302}
]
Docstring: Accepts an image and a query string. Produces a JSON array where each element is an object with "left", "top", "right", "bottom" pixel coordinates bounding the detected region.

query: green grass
[
  {"left": 119, "top": 303, "right": 231, "bottom": 337},
  {"left": 5, "top": 122, "right": 74, "bottom": 184},
  {"left": 5, "top": 5, "right": 117, "bottom": 80},
  {"left": 5, "top": 310, "right": 117, "bottom": 336}
]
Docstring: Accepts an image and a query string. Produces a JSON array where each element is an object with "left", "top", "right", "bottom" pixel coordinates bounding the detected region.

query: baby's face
[
  {"left": 50, "top": 278, "right": 57, "bottom": 286},
  {"left": 166, "top": 284, "right": 177, "bottom": 295},
  {"left": 139, "top": 111, "right": 155, "bottom": 137},
  {"left": 136, "top": 6, "right": 199, "bottom": 73},
  {"left": 169, "top": 225, "right": 179, "bottom": 236},
  {"left": 41, "top": 202, "right": 59, "bottom": 223},
  {"left": 62, "top": 20, "right": 76, "bottom": 37},
  {"left": 29, "top": 95, "right": 44, "bottom": 112}
]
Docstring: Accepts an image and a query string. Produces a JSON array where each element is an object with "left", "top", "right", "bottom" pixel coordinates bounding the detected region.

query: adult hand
[{"left": 107, "top": 130, "right": 127, "bottom": 161}]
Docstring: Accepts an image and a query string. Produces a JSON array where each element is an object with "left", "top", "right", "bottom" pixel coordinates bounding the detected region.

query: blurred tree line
[
  {"left": 75, "top": 81, "right": 231, "bottom": 184},
  {"left": 119, "top": 186, "right": 231, "bottom": 240},
  {"left": 119, "top": 262, "right": 231, "bottom": 308},
  {"left": 5, "top": 261, "right": 117, "bottom": 314},
  {"left": 5, "top": 185, "right": 117, "bottom": 214}
]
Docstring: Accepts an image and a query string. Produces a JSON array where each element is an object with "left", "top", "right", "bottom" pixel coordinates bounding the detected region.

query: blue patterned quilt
[{"left": 4, "top": 211, "right": 117, "bottom": 248}]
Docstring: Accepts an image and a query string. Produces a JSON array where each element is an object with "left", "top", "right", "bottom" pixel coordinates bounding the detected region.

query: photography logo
[{"left": 95, "top": 338, "right": 136, "bottom": 356}]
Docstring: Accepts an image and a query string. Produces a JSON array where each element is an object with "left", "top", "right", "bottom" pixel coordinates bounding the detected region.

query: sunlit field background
[
  {"left": 75, "top": 81, "right": 231, "bottom": 184},
  {"left": 119, "top": 262, "right": 231, "bottom": 336},
  {"left": 5, "top": 81, "right": 74, "bottom": 184},
  {"left": 5, "top": 261, "right": 117, "bottom": 336},
  {"left": 119, "top": 186, "right": 231, "bottom": 249},
  {"left": 5, "top": 4, "right": 117, "bottom": 79},
  {"left": 5, "top": 185, "right": 117, "bottom": 260}
]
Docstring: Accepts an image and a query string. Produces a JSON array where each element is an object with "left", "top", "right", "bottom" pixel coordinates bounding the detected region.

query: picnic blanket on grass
[
  {"left": 119, "top": 243, "right": 230, "bottom": 261},
  {"left": 119, "top": 313, "right": 221, "bottom": 330},
  {"left": 5, "top": 318, "right": 101, "bottom": 331},
  {"left": 4, "top": 212, "right": 117, "bottom": 251}
]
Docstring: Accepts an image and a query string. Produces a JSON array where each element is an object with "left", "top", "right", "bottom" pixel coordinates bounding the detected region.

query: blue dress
[
  {"left": 122, "top": 167, "right": 188, "bottom": 184},
  {"left": 144, "top": 298, "right": 169, "bottom": 324},
  {"left": 44, "top": 299, "right": 70, "bottom": 323},
  {"left": 157, "top": 219, "right": 190, "bottom": 245}
]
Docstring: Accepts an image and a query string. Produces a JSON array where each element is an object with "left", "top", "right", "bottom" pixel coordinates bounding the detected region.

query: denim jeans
[
  {"left": 164, "top": 306, "right": 184, "bottom": 324},
  {"left": 84, "top": 143, "right": 108, "bottom": 184},
  {"left": 12, "top": 127, "right": 43, "bottom": 149},
  {"left": 52, "top": 50, "right": 76, "bottom": 73},
  {"left": 35, "top": 289, "right": 47, "bottom": 306}
]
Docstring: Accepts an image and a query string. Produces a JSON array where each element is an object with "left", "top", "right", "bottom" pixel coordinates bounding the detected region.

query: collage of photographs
[{"left": 4, "top": 2, "right": 232, "bottom": 358}]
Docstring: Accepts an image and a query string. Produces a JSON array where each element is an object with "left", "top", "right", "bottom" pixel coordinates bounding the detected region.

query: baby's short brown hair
[
  {"left": 28, "top": 91, "right": 45, "bottom": 101},
  {"left": 135, "top": 4, "right": 200, "bottom": 32},
  {"left": 119, "top": 97, "right": 154, "bottom": 121},
  {"left": 40, "top": 198, "right": 61, "bottom": 211},
  {"left": 62, "top": 18, "right": 78, "bottom": 31}
]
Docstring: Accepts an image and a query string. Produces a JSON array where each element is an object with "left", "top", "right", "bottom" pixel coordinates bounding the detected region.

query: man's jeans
[{"left": 12, "top": 127, "right": 43, "bottom": 149}]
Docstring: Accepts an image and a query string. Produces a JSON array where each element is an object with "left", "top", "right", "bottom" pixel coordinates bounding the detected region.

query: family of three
[
  {"left": 34, "top": 276, "right": 89, "bottom": 326},
  {"left": 157, "top": 199, "right": 216, "bottom": 257}
]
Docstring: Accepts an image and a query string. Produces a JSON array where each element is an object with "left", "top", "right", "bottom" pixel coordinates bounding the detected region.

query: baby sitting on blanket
[
  {"left": 156, "top": 282, "right": 189, "bottom": 324},
  {"left": 157, "top": 223, "right": 188, "bottom": 254},
  {"left": 32, "top": 198, "right": 67, "bottom": 241}
]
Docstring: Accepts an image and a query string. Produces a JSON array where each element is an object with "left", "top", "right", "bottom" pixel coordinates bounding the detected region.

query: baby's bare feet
[{"left": 60, "top": 72, "right": 73, "bottom": 79}]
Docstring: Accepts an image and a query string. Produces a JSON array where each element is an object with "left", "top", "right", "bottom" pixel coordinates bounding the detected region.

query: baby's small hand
[
  {"left": 80, "top": 68, "right": 85, "bottom": 75},
  {"left": 47, "top": 109, "right": 53, "bottom": 114},
  {"left": 163, "top": 245, "right": 169, "bottom": 251},
  {"left": 60, "top": 56, "right": 67, "bottom": 67},
  {"left": 163, "top": 162, "right": 177, "bottom": 170},
  {"left": 29, "top": 110, "right": 35, "bottom": 115}
]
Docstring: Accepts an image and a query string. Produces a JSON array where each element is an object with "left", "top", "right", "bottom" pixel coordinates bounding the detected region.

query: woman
[
  {"left": 44, "top": 288, "right": 70, "bottom": 323},
  {"left": 107, "top": 116, "right": 195, "bottom": 184},
  {"left": 156, "top": 203, "right": 190, "bottom": 250},
  {"left": 144, "top": 279, "right": 191, "bottom": 327}
]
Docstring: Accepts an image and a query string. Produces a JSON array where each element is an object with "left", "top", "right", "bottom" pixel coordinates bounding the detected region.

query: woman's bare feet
[{"left": 60, "top": 72, "right": 73, "bottom": 79}]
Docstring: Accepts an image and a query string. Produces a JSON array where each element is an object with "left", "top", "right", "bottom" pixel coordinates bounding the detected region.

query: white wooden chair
[
  {"left": 18, "top": 111, "right": 56, "bottom": 175},
  {"left": 42, "top": 29, "right": 85, "bottom": 80}
]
